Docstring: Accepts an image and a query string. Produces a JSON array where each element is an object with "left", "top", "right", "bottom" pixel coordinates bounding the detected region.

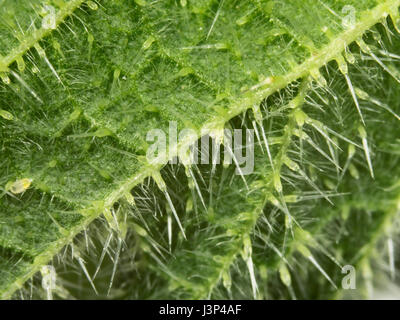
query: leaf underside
[{"left": 0, "top": 0, "right": 399, "bottom": 299}]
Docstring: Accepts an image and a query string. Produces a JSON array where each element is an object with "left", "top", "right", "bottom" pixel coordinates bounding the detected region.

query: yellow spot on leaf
[{"left": 7, "top": 178, "right": 32, "bottom": 194}]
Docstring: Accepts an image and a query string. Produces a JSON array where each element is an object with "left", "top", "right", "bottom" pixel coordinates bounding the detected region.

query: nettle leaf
[{"left": 0, "top": 0, "right": 399, "bottom": 299}]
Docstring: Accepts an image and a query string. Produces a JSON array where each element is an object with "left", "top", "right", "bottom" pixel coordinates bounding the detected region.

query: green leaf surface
[{"left": 0, "top": 0, "right": 400, "bottom": 299}]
